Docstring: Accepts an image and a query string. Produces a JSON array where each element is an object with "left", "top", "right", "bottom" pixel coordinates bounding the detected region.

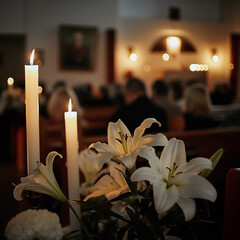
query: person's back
[
  {"left": 111, "top": 78, "right": 167, "bottom": 133},
  {"left": 152, "top": 79, "right": 184, "bottom": 131},
  {"left": 184, "top": 83, "right": 214, "bottom": 130},
  {"left": 47, "top": 86, "right": 84, "bottom": 123}
]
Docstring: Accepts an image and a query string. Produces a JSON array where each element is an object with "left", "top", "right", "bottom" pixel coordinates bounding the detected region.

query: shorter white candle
[{"left": 64, "top": 99, "right": 80, "bottom": 231}]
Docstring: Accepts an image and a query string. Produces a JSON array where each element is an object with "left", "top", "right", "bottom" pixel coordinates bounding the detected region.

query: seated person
[
  {"left": 184, "top": 83, "right": 214, "bottom": 130},
  {"left": 152, "top": 79, "right": 184, "bottom": 131},
  {"left": 46, "top": 86, "right": 85, "bottom": 125},
  {"left": 111, "top": 78, "right": 167, "bottom": 133}
]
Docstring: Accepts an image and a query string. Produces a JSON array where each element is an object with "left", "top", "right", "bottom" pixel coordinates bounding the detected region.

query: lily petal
[
  {"left": 137, "top": 133, "right": 168, "bottom": 148},
  {"left": 177, "top": 198, "right": 196, "bottom": 221},
  {"left": 13, "top": 152, "right": 67, "bottom": 203},
  {"left": 89, "top": 142, "right": 116, "bottom": 155},
  {"left": 108, "top": 120, "right": 132, "bottom": 153},
  {"left": 138, "top": 147, "right": 160, "bottom": 169},
  {"left": 84, "top": 189, "right": 110, "bottom": 201},
  {"left": 120, "top": 151, "right": 138, "bottom": 169},
  {"left": 96, "top": 152, "right": 116, "bottom": 169},
  {"left": 131, "top": 167, "right": 156, "bottom": 184},
  {"left": 183, "top": 157, "right": 212, "bottom": 174},
  {"left": 153, "top": 180, "right": 179, "bottom": 213},
  {"left": 132, "top": 118, "right": 161, "bottom": 144},
  {"left": 106, "top": 186, "right": 129, "bottom": 201},
  {"left": 110, "top": 164, "right": 126, "bottom": 187},
  {"left": 177, "top": 174, "right": 217, "bottom": 202},
  {"left": 160, "top": 138, "right": 186, "bottom": 168}
]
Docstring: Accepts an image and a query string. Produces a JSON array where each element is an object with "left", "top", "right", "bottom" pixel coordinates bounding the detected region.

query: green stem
[{"left": 67, "top": 201, "right": 93, "bottom": 240}]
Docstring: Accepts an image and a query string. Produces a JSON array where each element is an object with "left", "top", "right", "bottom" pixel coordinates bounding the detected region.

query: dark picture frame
[{"left": 60, "top": 25, "right": 97, "bottom": 71}]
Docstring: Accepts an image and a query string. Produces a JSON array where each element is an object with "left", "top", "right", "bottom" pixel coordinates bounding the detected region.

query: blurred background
[{"left": 1, "top": 0, "right": 240, "bottom": 239}]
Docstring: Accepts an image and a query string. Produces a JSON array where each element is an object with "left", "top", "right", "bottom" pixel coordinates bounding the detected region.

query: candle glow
[
  {"left": 7, "top": 77, "right": 14, "bottom": 86},
  {"left": 30, "top": 49, "right": 35, "bottom": 65}
]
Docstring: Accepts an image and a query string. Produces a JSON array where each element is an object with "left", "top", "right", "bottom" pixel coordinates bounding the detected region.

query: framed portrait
[{"left": 60, "top": 25, "right": 97, "bottom": 71}]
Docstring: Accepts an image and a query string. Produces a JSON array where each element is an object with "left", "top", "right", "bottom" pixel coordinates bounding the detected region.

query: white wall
[{"left": 119, "top": 0, "right": 223, "bottom": 21}]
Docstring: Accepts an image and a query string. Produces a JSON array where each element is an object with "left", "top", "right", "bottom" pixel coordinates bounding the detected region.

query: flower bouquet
[{"left": 11, "top": 118, "right": 223, "bottom": 240}]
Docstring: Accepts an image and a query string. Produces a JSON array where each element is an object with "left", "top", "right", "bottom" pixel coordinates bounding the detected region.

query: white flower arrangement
[
  {"left": 5, "top": 209, "right": 63, "bottom": 240},
  {"left": 12, "top": 118, "right": 224, "bottom": 239}
]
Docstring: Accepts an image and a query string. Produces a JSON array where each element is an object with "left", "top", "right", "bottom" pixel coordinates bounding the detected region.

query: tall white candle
[
  {"left": 25, "top": 49, "right": 40, "bottom": 175},
  {"left": 64, "top": 99, "right": 80, "bottom": 230}
]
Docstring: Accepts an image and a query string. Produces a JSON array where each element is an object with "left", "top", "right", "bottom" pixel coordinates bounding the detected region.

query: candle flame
[
  {"left": 30, "top": 49, "right": 35, "bottom": 65},
  {"left": 68, "top": 99, "right": 72, "bottom": 112}
]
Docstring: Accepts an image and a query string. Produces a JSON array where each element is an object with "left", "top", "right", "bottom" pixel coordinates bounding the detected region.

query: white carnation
[{"left": 5, "top": 209, "right": 63, "bottom": 240}]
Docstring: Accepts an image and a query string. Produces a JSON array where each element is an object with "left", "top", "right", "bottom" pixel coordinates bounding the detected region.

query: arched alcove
[{"left": 151, "top": 36, "right": 196, "bottom": 52}]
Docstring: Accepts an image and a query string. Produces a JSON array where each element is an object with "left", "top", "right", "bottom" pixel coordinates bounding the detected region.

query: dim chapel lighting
[
  {"left": 7, "top": 77, "right": 14, "bottom": 86},
  {"left": 189, "top": 64, "right": 208, "bottom": 72},
  {"left": 129, "top": 53, "right": 138, "bottom": 61},
  {"left": 166, "top": 36, "right": 181, "bottom": 54},
  {"left": 204, "top": 64, "right": 209, "bottom": 71},
  {"left": 212, "top": 54, "right": 219, "bottom": 63},
  {"left": 128, "top": 47, "right": 138, "bottom": 62},
  {"left": 162, "top": 53, "right": 170, "bottom": 61},
  {"left": 200, "top": 64, "right": 204, "bottom": 71},
  {"left": 189, "top": 64, "right": 197, "bottom": 71},
  {"left": 211, "top": 48, "right": 219, "bottom": 63}
]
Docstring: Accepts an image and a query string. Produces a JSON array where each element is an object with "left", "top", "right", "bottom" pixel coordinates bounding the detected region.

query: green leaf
[
  {"left": 115, "top": 168, "right": 136, "bottom": 193},
  {"left": 74, "top": 198, "right": 131, "bottom": 223},
  {"left": 125, "top": 206, "right": 137, "bottom": 222},
  {"left": 200, "top": 148, "right": 224, "bottom": 178},
  {"left": 109, "top": 192, "right": 135, "bottom": 203}
]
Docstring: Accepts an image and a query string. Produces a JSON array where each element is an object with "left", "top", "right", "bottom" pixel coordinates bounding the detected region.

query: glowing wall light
[
  {"left": 211, "top": 48, "right": 219, "bottom": 63},
  {"left": 166, "top": 36, "right": 181, "bottom": 55},
  {"left": 162, "top": 53, "right": 170, "bottom": 61},
  {"left": 128, "top": 47, "right": 138, "bottom": 62}
]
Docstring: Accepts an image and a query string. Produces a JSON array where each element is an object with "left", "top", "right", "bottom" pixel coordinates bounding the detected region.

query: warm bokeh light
[
  {"left": 189, "top": 64, "right": 197, "bottom": 71},
  {"left": 167, "top": 36, "right": 181, "bottom": 54},
  {"left": 196, "top": 64, "right": 201, "bottom": 71},
  {"left": 30, "top": 49, "right": 35, "bottom": 65},
  {"left": 129, "top": 53, "right": 137, "bottom": 61},
  {"left": 190, "top": 64, "right": 208, "bottom": 72},
  {"left": 167, "top": 37, "right": 181, "bottom": 48},
  {"left": 7, "top": 77, "right": 14, "bottom": 86},
  {"left": 229, "top": 63, "right": 234, "bottom": 70},
  {"left": 38, "top": 86, "right": 43, "bottom": 94},
  {"left": 204, "top": 64, "right": 209, "bottom": 71},
  {"left": 162, "top": 53, "right": 170, "bottom": 61},
  {"left": 212, "top": 54, "right": 219, "bottom": 62},
  {"left": 200, "top": 64, "right": 204, "bottom": 71}
]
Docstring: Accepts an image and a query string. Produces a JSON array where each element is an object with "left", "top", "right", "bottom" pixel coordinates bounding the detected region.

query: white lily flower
[
  {"left": 13, "top": 152, "right": 67, "bottom": 203},
  {"left": 79, "top": 149, "right": 108, "bottom": 196},
  {"left": 79, "top": 149, "right": 102, "bottom": 184},
  {"left": 84, "top": 163, "right": 129, "bottom": 201},
  {"left": 131, "top": 138, "right": 217, "bottom": 221},
  {"left": 89, "top": 118, "right": 168, "bottom": 169}
]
